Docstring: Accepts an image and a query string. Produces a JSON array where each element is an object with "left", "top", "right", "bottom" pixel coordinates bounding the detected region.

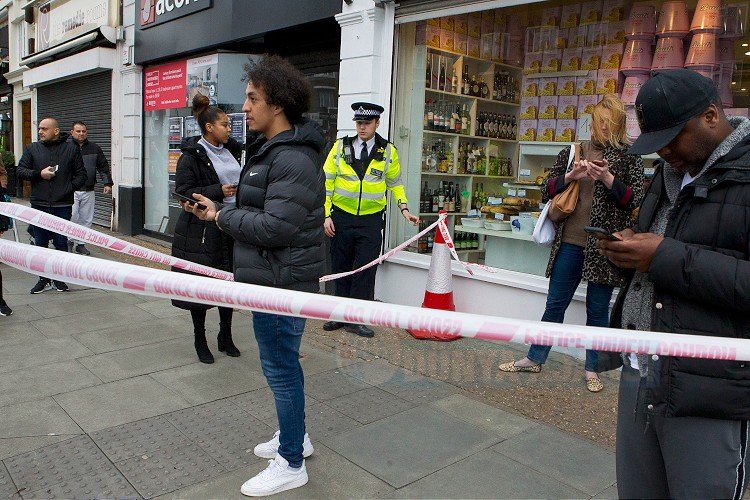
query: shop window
[{"left": 391, "top": 0, "right": 749, "bottom": 277}]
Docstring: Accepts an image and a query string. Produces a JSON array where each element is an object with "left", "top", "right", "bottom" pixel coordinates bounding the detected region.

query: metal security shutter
[{"left": 37, "top": 71, "right": 113, "bottom": 227}]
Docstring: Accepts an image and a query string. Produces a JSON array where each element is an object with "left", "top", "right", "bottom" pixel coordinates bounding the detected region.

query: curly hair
[
  {"left": 245, "top": 55, "right": 311, "bottom": 124},
  {"left": 191, "top": 94, "right": 225, "bottom": 134}
]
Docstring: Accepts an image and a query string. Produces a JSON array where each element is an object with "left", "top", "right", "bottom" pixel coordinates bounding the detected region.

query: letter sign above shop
[{"left": 139, "top": 0, "right": 212, "bottom": 29}]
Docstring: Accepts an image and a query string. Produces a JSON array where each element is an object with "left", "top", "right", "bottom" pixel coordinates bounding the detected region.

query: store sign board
[
  {"left": 144, "top": 60, "right": 187, "bottom": 111},
  {"left": 37, "top": 0, "right": 111, "bottom": 52},
  {"left": 139, "top": 0, "right": 212, "bottom": 29}
]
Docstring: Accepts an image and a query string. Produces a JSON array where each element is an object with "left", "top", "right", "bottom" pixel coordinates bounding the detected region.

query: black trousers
[{"left": 330, "top": 208, "right": 383, "bottom": 301}]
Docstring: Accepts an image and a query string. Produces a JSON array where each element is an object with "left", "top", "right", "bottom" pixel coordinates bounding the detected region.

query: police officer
[{"left": 323, "top": 102, "right": 419, "bottom": 337}]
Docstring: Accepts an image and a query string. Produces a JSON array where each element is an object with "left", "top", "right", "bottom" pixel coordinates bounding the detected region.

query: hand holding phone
[
  {"left": 172, "top": 191, "right": 207, "bottom": 211},
  {"left": 584, "top": 226, "right": 621, "bottom": 241}
]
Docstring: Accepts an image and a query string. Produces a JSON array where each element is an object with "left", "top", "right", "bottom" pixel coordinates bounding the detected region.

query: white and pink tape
[{"left": 1, "top": 238, "right": 748, "bottom": 362}]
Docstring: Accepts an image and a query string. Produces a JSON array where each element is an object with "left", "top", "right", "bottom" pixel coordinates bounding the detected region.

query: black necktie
[{"left": 361, "top": 143, "right": 369, "bottom": 165}]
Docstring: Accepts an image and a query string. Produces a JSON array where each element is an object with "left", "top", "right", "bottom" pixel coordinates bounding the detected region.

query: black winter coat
[
  {"left": 171, "top": 136, "right": 242, "bottom": 311},
  {"left": 604, "top": 136, "right": 750, "bottom": 420},
  {"left": 68, "top": 138, "right": 112, "bottom": 191},
  {"left": 16, "top": 133, "right": 86, "bottom": 207},
  {"left": 216, "top": 120, "right": 326, "bottom": 293}
]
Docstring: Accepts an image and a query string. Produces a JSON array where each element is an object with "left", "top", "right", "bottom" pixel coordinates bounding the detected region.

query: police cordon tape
[
  {"left": 0, "top": 202, "right": 445, "bottom": 284},
  {"left": 0, "top": 202, "right": 234, "bottom": 281},
  {"left": 1, "top": 238, "right": 749, "bottom": 362}
]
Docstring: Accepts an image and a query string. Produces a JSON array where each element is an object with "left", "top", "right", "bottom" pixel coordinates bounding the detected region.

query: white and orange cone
[{"left": 407, "top": 211, "right": 460, "bottom": 341}]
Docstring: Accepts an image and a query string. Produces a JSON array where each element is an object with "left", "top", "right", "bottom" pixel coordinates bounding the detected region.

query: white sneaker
[
  {"left": 240, "top": 454, "right": 308, "bottom": 497},
  {"left": 254, "top": 430, "right": 314, "bottom": 459}
]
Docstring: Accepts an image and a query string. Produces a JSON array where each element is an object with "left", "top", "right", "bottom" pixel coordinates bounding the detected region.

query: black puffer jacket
[
  {"left": 606, "top": 136, "right": 750, "bottom": 419},
  {"left": 216, "top": 120, "right": 326, "bottom": 293},
  {"left": 16, "top": 133, "right": 86, "bottom": 207},
  {"left": 68, "top": 138, "right": 113, "bottom": 191},
  {"left": 171, "top": 136, "right": 242, "bottom": 310}
]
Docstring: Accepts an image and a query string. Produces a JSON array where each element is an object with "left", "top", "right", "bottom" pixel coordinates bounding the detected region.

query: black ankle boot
[
  {"left": 194, "top": 331, "right": 214, "bottom": 364},
  {"left": 217, "top": 330, "right": 241, "bottom": 357}
]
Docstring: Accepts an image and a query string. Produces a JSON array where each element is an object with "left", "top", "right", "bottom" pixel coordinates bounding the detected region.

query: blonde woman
[{"left": 499, "top": 95, "right": 644, "bottom": 392}]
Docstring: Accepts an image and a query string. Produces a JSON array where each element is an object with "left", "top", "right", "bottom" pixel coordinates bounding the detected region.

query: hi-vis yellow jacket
[{"left": 323, "top": 134, "right": 408, "bottom": 217}]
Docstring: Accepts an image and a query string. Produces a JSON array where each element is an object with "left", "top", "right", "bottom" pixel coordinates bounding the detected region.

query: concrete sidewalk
[{"left": 0, "top": 225, "right": 618, "bottom": 499}]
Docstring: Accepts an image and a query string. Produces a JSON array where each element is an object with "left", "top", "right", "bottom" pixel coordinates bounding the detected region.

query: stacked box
[
  {"left": 576, "top": 71, "right": 597, "bottom": 95},
  {"left": 581, "top": 46, "right": 602, "bottom": 71},
  {"left": 481, "top": 10, "right": 494, "bottom": 35},
  {"left": 556, "top": 119, "right": 577, "bottom": 142},
  {"left": 604, "top": 0, "right": 625, "bottom": 22},
  {"left": 440, "top": 29, "right": 455, "bottom": 51},
  {"left": 522, "top": 77, "right": 539, "bottom": 97},
  {"left": 416, "top": 22, "right": 441, "bottom": 48},
  {"left": 600, "top": 44, "right": 624, "bottom": 69},
  {"left": 579, "top": 0, "right": 602, "bottom": 25},
  {"left": 578, "top": 94, "right": 600, "bottom": 117},
  {"left": 557, "top": 76, "right": 577, "bottom": 96},
  {"left": 455, "top": 33, "right": 468, "bottom": 55},
  {"left": 541, "top": 50, "right": 562, "bottom": 73},
  {"left": 440, "top": 16, "right": 455, "bottom": 31},
  {"left": 558, "top": 95, "right": 578, "bottom": 119},
  {"left": 519, "top": 120, "right": 538, "bottom": 141},
  {"left": 538, "top": 119, "right": 556, "bottom": 141},
  {"left": 455, "top": 14, "right": 468, "bottom": 35},
  {"left": 541, "top": 6, "right": 560, "bottom": 27},
  {"left": 561, "top": 47, "right": 582, "bottom": 71},
  {"left": 538, "top": 78, "right": 558, "bottom": 96},
  {"left": 560, "top": 4, "right": 581, "bottom": 28},
  {"left": 597, "top": 69, "right": 621, "bottom": 94},
  {"left": 521, "top": 97, "right": 539, "bottom": 119},
  {"left": 468, "top": 12, "right": 482, "bottom": 38},
  {"left": 467, "top": 37, "right": 480, "bottom": 57},
  {"left": 607, "top": 21, "right": 627, "bottom": 44},
  {"left": 524, "top": 52, "right": 543, "bottom": 74},
  {"left": 539, "top": 96, "right": 558, "bottom": 119}
]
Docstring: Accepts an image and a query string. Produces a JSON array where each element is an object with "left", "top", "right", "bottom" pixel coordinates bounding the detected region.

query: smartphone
[
  {"left": 583, "top": 226, "right": 621, "bottom": 241},
  {"left": 171, "top": 191, "right": 207, "bottom": 211}
]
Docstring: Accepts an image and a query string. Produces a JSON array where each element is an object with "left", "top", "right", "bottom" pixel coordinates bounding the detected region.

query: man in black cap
[
  {"left": 322, "top": 102, "right": 419, "bottom": 337},
  {"left": 597, "top": 69, "right": 750, "bottom": 498}
]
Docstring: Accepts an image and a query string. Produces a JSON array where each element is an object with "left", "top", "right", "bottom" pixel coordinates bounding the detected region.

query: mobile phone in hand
[
  {"left": 171, "top": 191, "right": 207, "bottom": 211},
  {"left": 583, "top": 226, "right": 621, "bottom": 241},
  {"left": 50, "top": 165, "right": 59, "bottom": 173}
]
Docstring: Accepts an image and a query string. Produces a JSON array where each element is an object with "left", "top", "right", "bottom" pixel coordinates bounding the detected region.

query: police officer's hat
[{"left": 352, "top": 102, "right": 384, "bottom": 121}]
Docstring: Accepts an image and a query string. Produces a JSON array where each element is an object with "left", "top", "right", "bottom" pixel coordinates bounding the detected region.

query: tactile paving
[
  {"left": 166, "top": 400, "right": 272, "bottom": 470},
  {"left": 304, "top": 369, "right": 371, "bottom": 402},
  {"left": 4, "top": 435, "right": 113, "bottom": 494},
  {"left": 326, "top": 386, "right": 418, "bottom": 424},
  {"left": 305, "top": 402, "right": 361, "bottom": 439},
  {"left": 114, "top": 443, "right": 225, "bottom": 498},
  {"left": 90, "top": 415, "right": 191, "bottom": 463},
  {"left": 23, "top": 468, "right": 140, "bottom": 499},
  {"left": 0, "top": 462, "right": 18, "bottom": 499},
  {"left": 229, "top": 387, "right": 279, "bottom": 425}
]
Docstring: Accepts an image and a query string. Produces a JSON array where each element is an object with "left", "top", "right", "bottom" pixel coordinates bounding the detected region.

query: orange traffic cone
[{"left": 407, "top": 211, "right": 461, "bottom": 341}]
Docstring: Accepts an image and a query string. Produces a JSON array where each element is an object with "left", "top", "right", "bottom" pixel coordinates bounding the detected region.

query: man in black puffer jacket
[
  {"left": 187, "top": 55, "right": 323, "bottom": 497},
  {"left": 598, "top": 70, "right": 750, "bottom": 498},
  {"left": 16, "top": 117, "right": 86, "bottom": 293}
]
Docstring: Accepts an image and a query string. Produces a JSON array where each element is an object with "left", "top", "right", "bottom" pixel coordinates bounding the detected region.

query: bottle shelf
[
  {"left": 423, "top": 129, "right": 517, "bottom": 143},
  {"left": 421, "top": 172, "right": 513, "bottom": 179},
  {"left": 425, "top": 87, "right": 520, "bottom": 107},
  {"left": 426, "top": 46, "right": 522, "bottom": 71},
  {"left": 503, "top": 182, "right": 542, "bottom": 190}
]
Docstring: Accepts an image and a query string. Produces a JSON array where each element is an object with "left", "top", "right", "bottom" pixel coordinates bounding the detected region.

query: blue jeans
[
  {"left": 527, "top": 242, "right": 614, "bottom": 372},
  {"left": 252, "top": 312, "right": 306, "bottom": 468},
  {"left": 30, "top": 204, "right": 72, "bottom": 251}
]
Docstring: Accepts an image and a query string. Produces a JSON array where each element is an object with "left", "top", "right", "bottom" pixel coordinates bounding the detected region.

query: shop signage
[
  {"left": 139, "top": 0, "right": 212, "bottom": 29},
  {"left": 144, "top": 60, "right": 187, "bottom": 111},
  {"left": 37, "top": 0, "right": 111, "bottom": 52}
]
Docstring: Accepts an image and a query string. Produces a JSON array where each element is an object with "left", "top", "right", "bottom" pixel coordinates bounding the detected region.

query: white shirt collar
[{"left": 353, "top": 136, "right": 376, "bottom": 158}]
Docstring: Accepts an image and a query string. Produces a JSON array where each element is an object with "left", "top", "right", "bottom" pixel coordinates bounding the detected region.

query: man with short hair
[
  {"left": 68, "top": 121, "right": 113, "bottom": 256},
  {"left": 16, "top": 117, "right": 86, "bottom": 293},
  {"left": 597, "top": 69, "right": 750, "bottom": 498}
]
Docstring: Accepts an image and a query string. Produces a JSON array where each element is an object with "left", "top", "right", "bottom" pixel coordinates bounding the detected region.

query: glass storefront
[
  {"left": 391, "top": 0, "right": 749, "bottom": 275},
  {"left": 143, "top": 53, "right": 339, "bottom": 236}
]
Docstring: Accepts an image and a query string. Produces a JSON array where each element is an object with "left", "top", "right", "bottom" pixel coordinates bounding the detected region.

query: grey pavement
[{"left": 0, "top": 223, "right": 618, "bottom": 499}]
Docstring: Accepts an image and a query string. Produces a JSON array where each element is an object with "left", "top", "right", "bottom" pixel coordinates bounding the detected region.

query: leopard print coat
[{"left": 541, "top": 142, "right": 644, "bottom": 286}]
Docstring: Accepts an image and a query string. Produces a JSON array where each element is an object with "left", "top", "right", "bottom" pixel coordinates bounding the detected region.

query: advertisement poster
[
  {"left": 183, "top": 116, "right": 200, "bottom": 139},
  {"left": 186, "top": 54, "right": 219, "bottom": 105},
  {"left": 168, "top": 149, "right": 181, "bottom": 174},
  {"left": 168, "top": 117, "right": 184, "bottom": 144},
  {"left": 229, "top": 113, "right": 247, "bottom": 143},
  {"left": 144, "top": 60, "right": 187, "bottom": 111}
]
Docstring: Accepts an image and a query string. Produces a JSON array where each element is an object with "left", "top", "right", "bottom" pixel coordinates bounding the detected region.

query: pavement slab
[
  {"left": 115, "top": 442, "right": 225, "bottom": 498},
  {"left": 324, "top": 405, "right": 501, "bottom": 488},
  {"left": 325, "top": 386, "right": 418, "bottom": 425},
  {"left": 430, "top": 393, "right": 538, "bottom": 440},
  {"left": 0, "top": 360, "right": 102, "bottom": 407},
  {"left": 0, "top": 435, "right": 83, "bottom": 462},
  {"left": 0, "top": 321, "right": 43, "bottom": 347},
  {"left": 0, "top": 336, "right": 93, "bottom": 375},
  {"left": 492, "top": 424, "right": 617, "bottom": 496},
  {"left": 53, "top": 375, "right": 192, "bottom": 433},
  {"left": 0, "top": 398, "right": 82, "bottom": 439},
  {"left": 303, "top": 368, "right": 372, "bottom": 402},
  {"left": 0, "top": 461, "right": 18, "bottom": 499},
  {"left": 22, "top": 467, "right": 141, "bottom": 499},
  {"left": 305, "top": 401, "right": 363, "bottom": 440},
  {"left": 30, "top": 304, "right": 159, "bottom": 338},
  {"left": 73, "top": 316, "right": 194, "bottom": 354},
  {"left": 387, "top": 448, "right": 588, "bottom": 499}
]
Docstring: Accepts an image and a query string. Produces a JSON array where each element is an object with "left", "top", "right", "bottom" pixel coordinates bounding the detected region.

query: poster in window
[
  {"left": 168, "top": 149, "right": 181, "bottom": 174},
  {"left": 228, "top": 113, "right": 247, "bottom": 144},
  {"left": 186, "top": 54, "right": 219, "bottom": 106},
  {"left": 168, "top": 117, "right": 184, "bottom": 144},
  {"left": 144, "top": 60, "right": 187, "bottom": 111},
  {"left": 184, "top": 116, "right": 201, "bottom": 139}
]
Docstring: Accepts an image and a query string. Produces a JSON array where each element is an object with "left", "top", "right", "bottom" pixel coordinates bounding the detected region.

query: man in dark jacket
[
  {"left": 598, "top": 69, "right": 750, "bottom": 498},
  {"left": 16, "top": 117, "right": 86, "bottom": 293},
  {"left": 187, "top": 55, "right": 323, "bottom": 497},
  {"left": 67, "top": 121, "right": 113, "bottom": 255}
]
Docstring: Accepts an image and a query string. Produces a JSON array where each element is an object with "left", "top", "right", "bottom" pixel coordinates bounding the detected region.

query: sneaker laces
[{"left": 256, "top": 457, "right": 286, "bottom": 481}]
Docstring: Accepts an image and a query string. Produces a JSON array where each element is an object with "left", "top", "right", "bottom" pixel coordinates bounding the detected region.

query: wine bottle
[{"left": 438, "top": 61, "right": 446, "bottom": 91}]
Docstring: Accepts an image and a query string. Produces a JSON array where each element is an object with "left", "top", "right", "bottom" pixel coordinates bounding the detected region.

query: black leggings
[{"left": 190, "top": 307, "right": 233, "bottom": 334}]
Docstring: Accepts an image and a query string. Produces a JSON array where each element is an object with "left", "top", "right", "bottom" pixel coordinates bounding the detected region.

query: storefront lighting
[
  {"left": 745, "top": 51, "right": 750, "bottom": 56},
  {"left": 744, "top": 43, "right": 749, "bottom": 47}
]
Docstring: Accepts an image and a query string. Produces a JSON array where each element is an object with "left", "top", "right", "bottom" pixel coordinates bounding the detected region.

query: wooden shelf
[
  {"left": 424, "top": 129, "right": 517, "bottom": 143},
  {"left": 425, "top": 88, "right": 520, "bottom": 107},
  {"left": 426, "top": 45, "right": 523, "bottom": 71},
  {"left": 522, "top": 70, "right": 589, "bottom": 78},
  {"left": 421, "top": 171, "right": 514, "bottom": 179}
]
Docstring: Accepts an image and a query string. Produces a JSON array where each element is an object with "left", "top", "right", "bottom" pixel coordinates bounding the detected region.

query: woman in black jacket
[{"left": 172, "top": 95, "right": 242, "bottom": 364}]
